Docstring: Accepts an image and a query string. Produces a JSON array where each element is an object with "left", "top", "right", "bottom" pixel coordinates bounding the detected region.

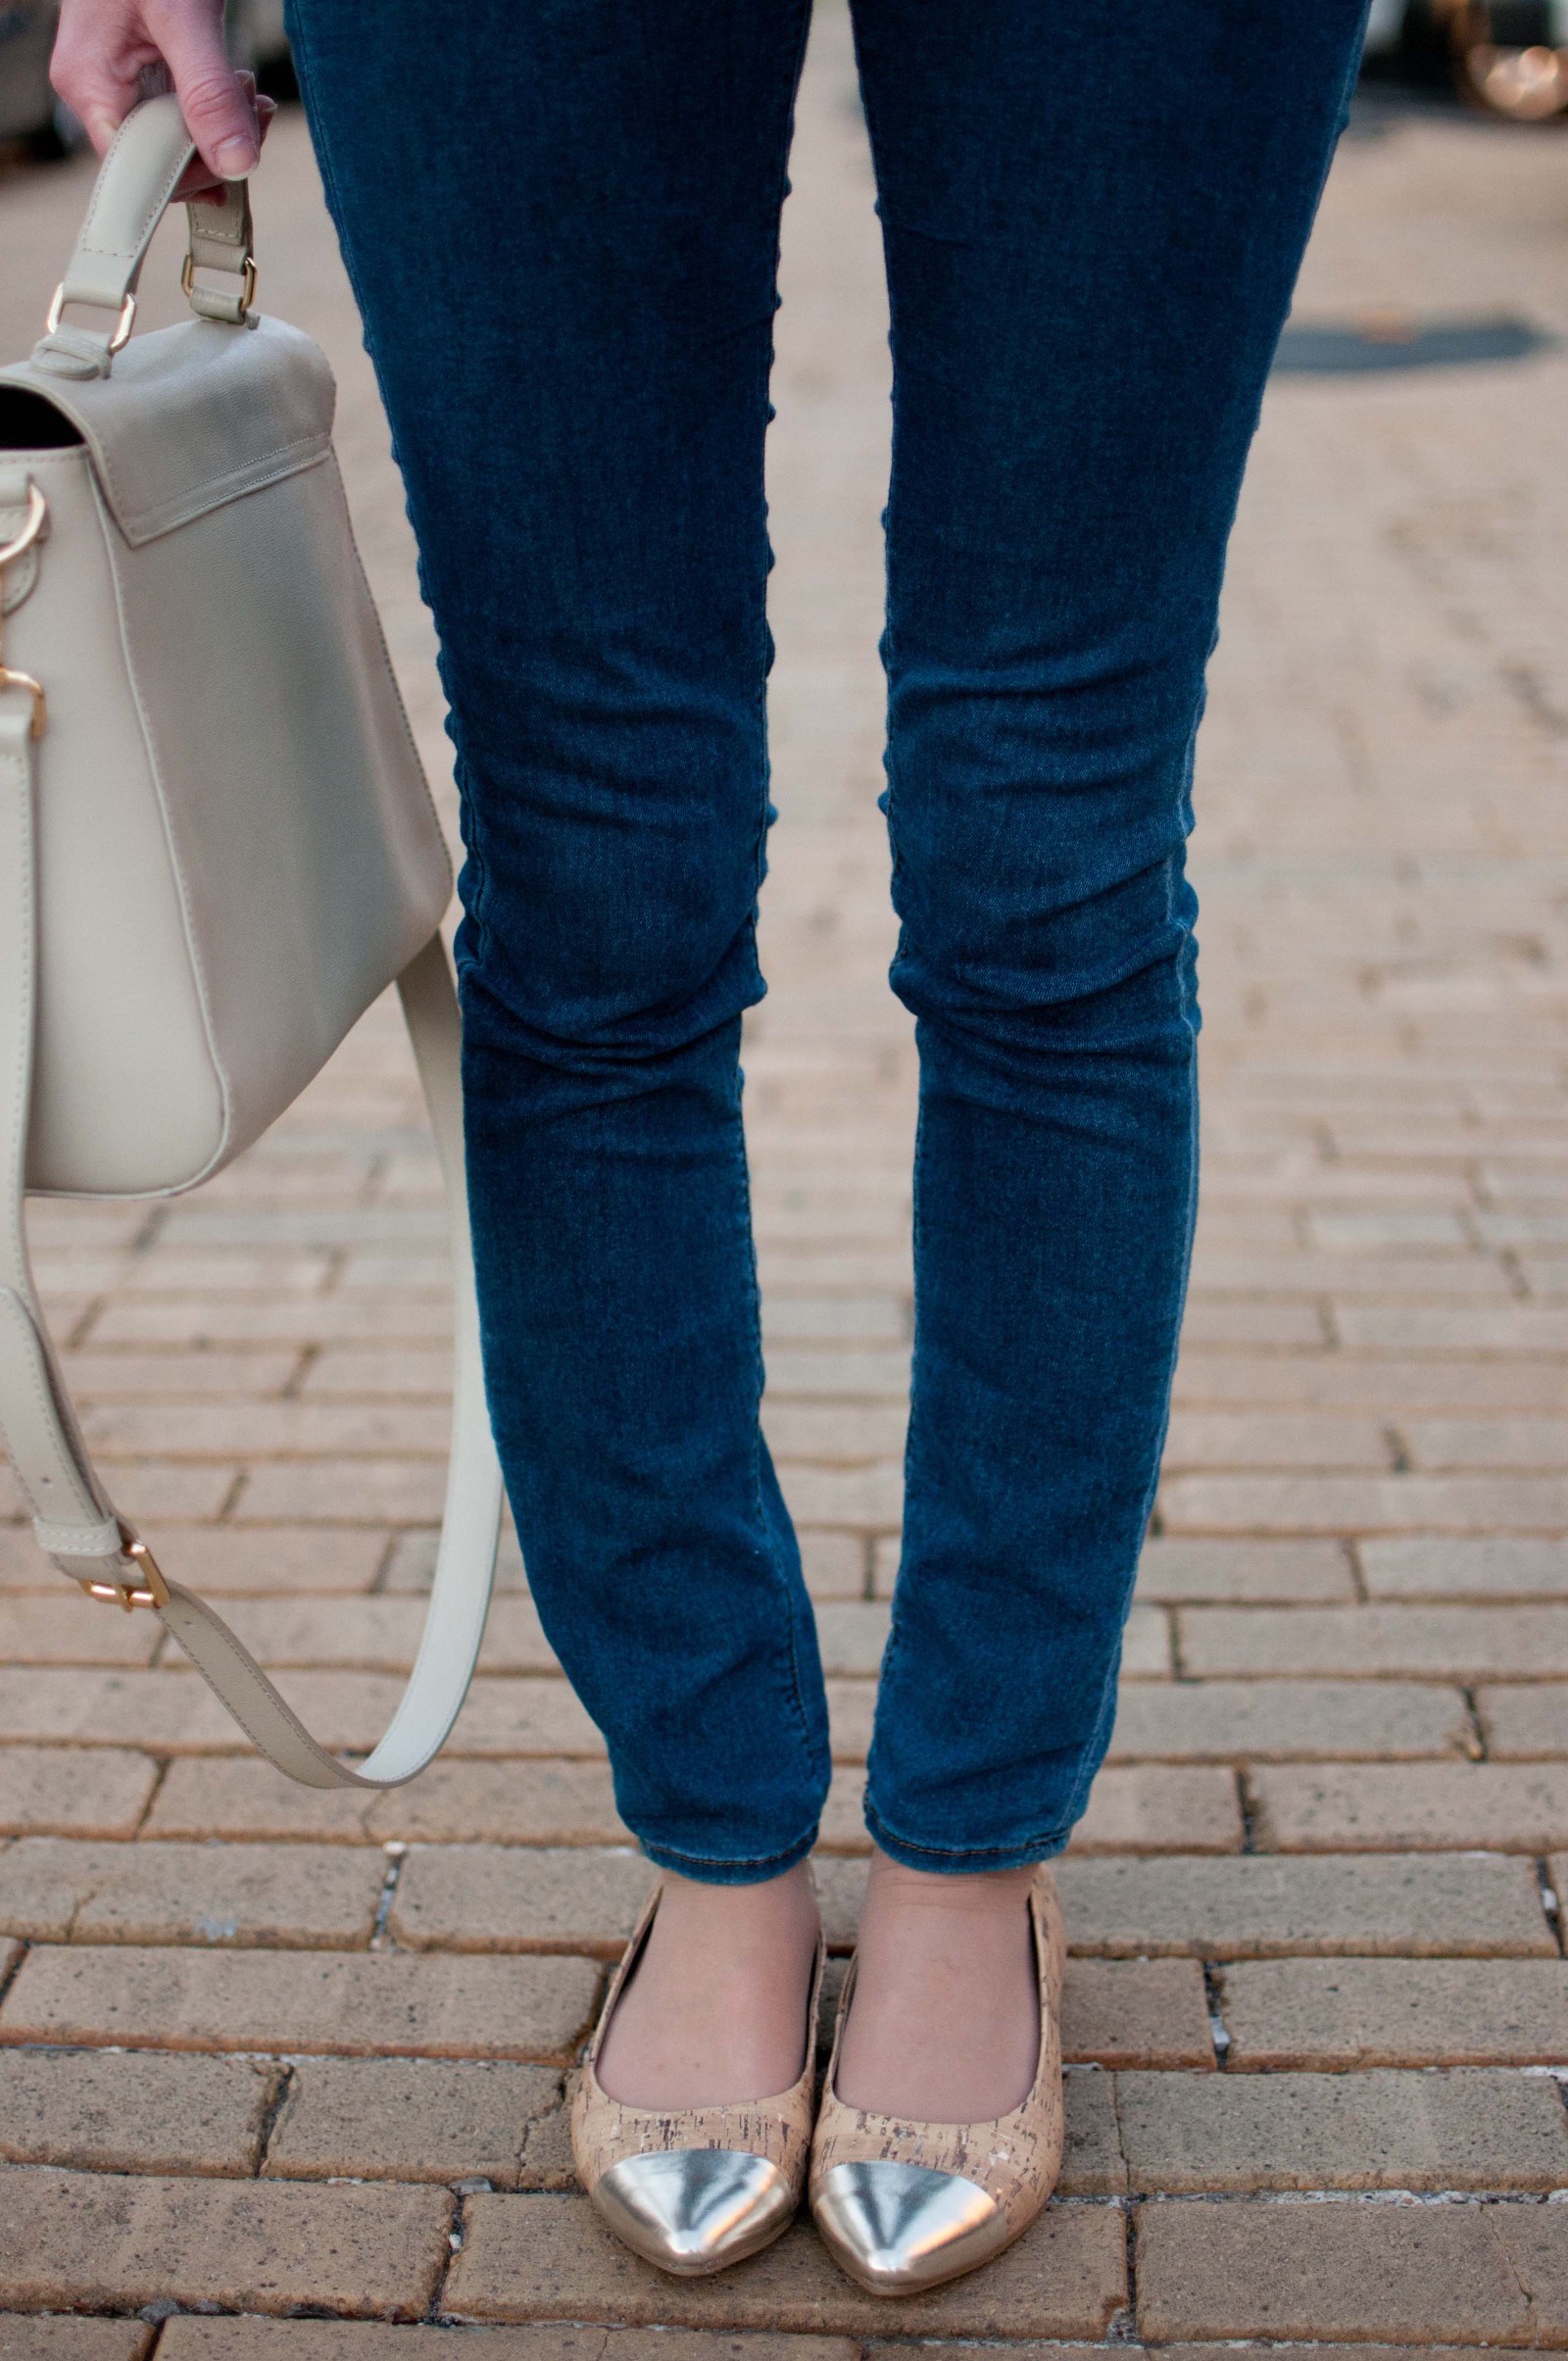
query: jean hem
[
  {"left": 864, "top": 1798, "right": 1073, "bottom": 1874},
  {"left": 637, "top": 1819, "right": 821, "bottom": 1887}
]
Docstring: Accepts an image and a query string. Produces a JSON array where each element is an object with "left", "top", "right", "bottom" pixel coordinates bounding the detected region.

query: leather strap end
[{"left": 34, "top": 1513, "right": 124, "bottom": 1561}]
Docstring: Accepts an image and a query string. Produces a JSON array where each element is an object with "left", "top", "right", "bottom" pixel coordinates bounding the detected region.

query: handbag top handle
[{"left": 35, "top": 93, "right": 256, "bottom": 382}]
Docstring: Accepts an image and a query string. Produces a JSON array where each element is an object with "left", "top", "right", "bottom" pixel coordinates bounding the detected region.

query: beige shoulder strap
[{"left": 0, "top": 578, "right": 504, "bottom": 1788}]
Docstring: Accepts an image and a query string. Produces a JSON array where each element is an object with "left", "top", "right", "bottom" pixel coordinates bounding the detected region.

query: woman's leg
[
  {"left": 284, "top": 0, "right": 829, "bottom": 2087},
  {"left": 842, "top": 0, "right": 1370, "bottom": 2112}
]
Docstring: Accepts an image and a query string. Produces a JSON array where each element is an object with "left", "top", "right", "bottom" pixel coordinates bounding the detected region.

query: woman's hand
[{"left": 51, "top": 0, "right": 275, "bottom": 200}]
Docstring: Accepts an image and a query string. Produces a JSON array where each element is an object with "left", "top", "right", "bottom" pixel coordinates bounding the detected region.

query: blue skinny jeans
[{"left": 285, "top": 0, "right": 1368, "bottom": 1881}]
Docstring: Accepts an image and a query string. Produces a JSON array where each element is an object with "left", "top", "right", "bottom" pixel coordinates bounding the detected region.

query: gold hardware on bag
[
  {"left": 86, "top": 1533, "right": 171, "bottom": 1613},
  {"left": 0, "top": 483, "right": 47, "bottom": 571},
  {"left": 181, "top": 251, "right": 258, "bottom": 320},
  {"left": 0, "top": 486, "right": 48, "bottom": 737},
  {"left": 45, "top": 284, "right": 137, "bottom": 355},
  {"left": 0, "top": 669, "right": 46, "bottom": 738}
]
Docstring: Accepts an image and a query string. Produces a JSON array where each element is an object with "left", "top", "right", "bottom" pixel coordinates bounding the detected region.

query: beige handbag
[{"left": 0, "top": 95, "right": 504, "bottom": 1785}]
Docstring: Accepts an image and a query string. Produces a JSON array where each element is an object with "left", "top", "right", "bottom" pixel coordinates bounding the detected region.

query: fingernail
[{"left": 215, "top": 134, "right": 258, "bottom": 179}]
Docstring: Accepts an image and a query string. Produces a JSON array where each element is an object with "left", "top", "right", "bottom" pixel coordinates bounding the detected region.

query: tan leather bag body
[{"left": 0, "top": 96, "right": 504, "bottom": 1785}]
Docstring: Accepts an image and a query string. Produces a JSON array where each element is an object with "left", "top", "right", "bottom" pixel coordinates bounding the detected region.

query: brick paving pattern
[{"left": 2, "top": 11, "right": 1568, "bottom": 2353}]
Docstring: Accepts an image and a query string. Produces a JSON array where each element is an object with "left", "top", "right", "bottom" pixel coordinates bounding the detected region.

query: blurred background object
[
  {"left": 1364, "top": 0, "right": 1568, "bottom": 119},
  {"left": 0, "top": 0, "right": 74, "bottom": 156},
  {"left": 5, "top": 0, "right": 1564, "bottom": 166},
  {"left": 0, "top": 0, "right": 293, "bottom": 163},
  {"left": 225, "top": 0, "right": 296, "bottom": 98}
]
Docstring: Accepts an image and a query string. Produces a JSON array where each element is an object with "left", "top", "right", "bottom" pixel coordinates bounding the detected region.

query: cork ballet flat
[
  {"left": 571, "top": 1884, "right": 826, "bottom": 2277},
  {"left": 808, "top": 1866, "right": 1066, "bottom": 2296}
]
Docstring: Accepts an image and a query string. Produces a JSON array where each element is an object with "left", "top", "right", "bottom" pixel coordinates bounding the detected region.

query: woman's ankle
[
  {"left": 836, "top": 1848, "right": 1040, "bottom": 2121},
  {"left": 654, "top": 1858, "right": 820, "bottom": 1943},
  {"left": 593, "top": 1861, "right": 819, "bottom": 2109},
  {"left": 860, "top": 1847, "right": 1037, "bottom": 1923}
]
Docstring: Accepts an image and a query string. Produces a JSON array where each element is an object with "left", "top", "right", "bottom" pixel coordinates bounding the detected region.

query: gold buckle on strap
[
  {"left": 86, "top": 1534, "right": 171, "bottom": 1613},
  {"left": 180, "top": 250, "right": 257, "bottom": 320},
  {"left": 0, "top": 483, "right": 46, "bottom": 571},
  {"left": 0, "top": 669, "right": 46, "bottom": 739},
  {"left": 44, "top": 283, "right": 136, "bottom": 355},
  {"left": 0, "top": 487, "right": 48, "bottom": 738}
]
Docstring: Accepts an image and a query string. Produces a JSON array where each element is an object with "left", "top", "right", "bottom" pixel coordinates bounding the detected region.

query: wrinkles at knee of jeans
[
  {"left": 892, "top": 824, "right": 1199, "bottom": 1021},
  {"left": 894, "top": 921, "right": 1201, "bottom": 1081},
  {"left": 457, "top": 922, "right": 765, "bottom": 1101}
]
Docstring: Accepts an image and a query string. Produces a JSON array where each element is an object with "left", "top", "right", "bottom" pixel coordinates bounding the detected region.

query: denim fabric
[{"left": 285, "top": 0, "right": 1368, "bottom": 1879}]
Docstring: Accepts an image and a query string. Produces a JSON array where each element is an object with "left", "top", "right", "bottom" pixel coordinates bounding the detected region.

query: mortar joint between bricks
[
  {"left": 1345, "top": 1536, "right": 1370, "bottom": 1603},
  {"left": 428, "top": 2186, "right": 467, "bottom": 2323},
  {"left": 1201, "top": 1960, "right": 1234, "bottom": 2067},
  {"left": 254, "top": 2058, "right": 296, "bottom": 2175},
  {"left": 215, "top": 1465, "right": 250, "bottom": 1523},
  {"left": 1111, "top": 2195, "right": 1139, "bottom": 2344},
  {"left": 1383, "top": 1422, "right": 1411, "bottom": 1473},
  {"left": 370, "top": 1841, "right": 410, "bottom": 1947},
  {"left": 1236, "top": 1766, "right": 1260, "bottom": 1853},
  {"left": 0, "top": 1937, "right": 27, "bottom": 2009},
  {"left": 1499, "top": 1245, "right": 1532, "bottom": 1302},
  {"left": 132, "top": 1751, "right": 173, "bottom": 1831},
  {"left": 1460, "top": 1685, "right": 1489, "bottom": 1762},
  {"left": 130, "top": 1201, "right": 171, "bottom": 1254},
  {"left": 64, "top": 1295, "right": 104, "bottom": 1351},
  {"left": 370, "top": 1528, "right": 405, "bottom": 1596},
  {"left": 1166, "top": 1600, "right": 1188, "bottom": 1681}
]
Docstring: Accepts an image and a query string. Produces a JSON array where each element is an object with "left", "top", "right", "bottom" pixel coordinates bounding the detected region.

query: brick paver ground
[{"left": 2, "top": 13, "right": 1567, "bottom": 2353}]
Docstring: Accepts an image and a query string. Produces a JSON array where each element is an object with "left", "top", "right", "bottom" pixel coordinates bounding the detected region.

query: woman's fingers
[
  {"left": 176, "top": 75, "right": 275, "bottom": 202},
  {"left": 147, "top": 0, "right": 261, "bottom": 178},
  {"left": 52, "top": 0, "right": 260, "bottom": 181},
  {"left": 51, "top": 0, "right": 160, "bottom": 153}
]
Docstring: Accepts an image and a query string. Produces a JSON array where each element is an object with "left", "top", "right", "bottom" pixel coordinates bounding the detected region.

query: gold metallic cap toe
[
  {"left": 592, "top": 2147, "right": 797, "bottom": 2276},
  {"left": 812, "top": 2158, "right": 1009, "bottom": 2294}
]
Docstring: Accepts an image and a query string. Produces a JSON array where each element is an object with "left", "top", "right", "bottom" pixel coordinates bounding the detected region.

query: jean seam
[
  {"left": 867, "top": 1082, "right": 924, "bottom": 1743},
  {"left": 740, "top": 0, "right": 829, "bottom": 1802},
  {"left": 869, "top": 923, "right": 1201, "bottom": 1858},
  {"left": 286, "top": 3, "right": 492, "bottom": 958},
  {"left": 740, "top": 1094, "right": 826, "bottom": 1785},
  {"left": 863, "top": 1797, "right": 1075, "bottom": 1864},
  {"left": 1040, "top": 954, "right": 1201, "bottom": 1844},
  {"left": 643, "top": 1822, "right": 820, "bottom": 1876}
]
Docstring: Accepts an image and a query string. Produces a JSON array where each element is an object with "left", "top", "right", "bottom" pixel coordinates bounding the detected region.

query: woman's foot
[
  {"left": 809, "top": 1863, "right": 1065, "bottom": 2295},
  {"left": 834, "top": 1848, "right": 1040, "bottom": 2122},
  {"left": 595, "top": 1861, "right": 821, "bottom": 2109}
]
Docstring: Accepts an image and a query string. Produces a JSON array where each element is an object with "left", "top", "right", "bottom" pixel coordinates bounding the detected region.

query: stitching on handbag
[
  {"left": 0, "top": 1288, "right": 96, "bottom": 1521},
  {"left": 110, "top": 434, "right": 334, "bottom": 545},
  {"left": 0, "top": 1299, "right": 57, "bottom": 1510},
  {"left": 168, "top": 1593, "right": 371, "bottom": 1785},
  {"left": 87, "top": 473, "right": 233, "bottom": 1184},
  {"left": 0, "top": 1278, "right": 116, "bottom": 1523},
  {"left": 75, "top": 122, "right": 192, "bottom": 269},
  {"left": 3, "top": 329, "right": 336, "bottom": 543},
  {"left": 329, "top": 455, "right": 452, "bottom": 898},
  {"left": 1, "top": 736, "right": 33, "bottom": 1286},
  {"left": 82, "top": 420, "right": 329, "bottom": 545},
  {"left": 0, "top": 754, "right": 88, "bottom": 1521}
]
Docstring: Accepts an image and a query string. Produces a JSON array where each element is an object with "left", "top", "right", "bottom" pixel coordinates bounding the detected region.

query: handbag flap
[{"left": 0, "top": 314, "right": 335, "bottom": 547}]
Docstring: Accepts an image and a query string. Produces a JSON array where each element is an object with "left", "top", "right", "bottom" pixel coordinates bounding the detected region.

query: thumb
[{"left": 150, "top": 1, "right": 260, "bottom": 178}]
